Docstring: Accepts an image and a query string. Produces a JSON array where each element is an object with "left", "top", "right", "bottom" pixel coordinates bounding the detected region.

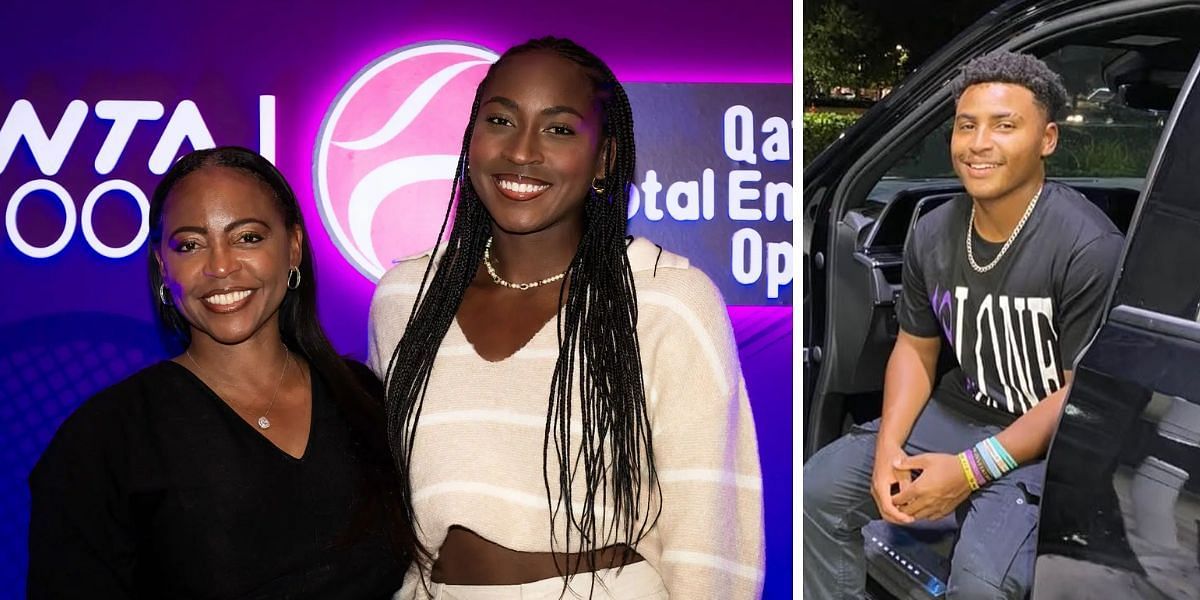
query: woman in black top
[{"left": 28, "top": 147, "right": 409, "bottom": 598}]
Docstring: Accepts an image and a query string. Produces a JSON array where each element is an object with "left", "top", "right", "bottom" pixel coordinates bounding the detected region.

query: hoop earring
[
  {"left": 158, "top": 284, "right": 171, "bottom": 305},
  {"left": 591, "top": 176, "right": 606, "bottom": 194},
  {"left": 287, "top": 266, "right": 301, "bottom": 290}
]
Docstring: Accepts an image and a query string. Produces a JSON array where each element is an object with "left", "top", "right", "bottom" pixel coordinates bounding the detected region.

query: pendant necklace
[{"left": 186, "top": 345, "right": 290, "bottom": 430}]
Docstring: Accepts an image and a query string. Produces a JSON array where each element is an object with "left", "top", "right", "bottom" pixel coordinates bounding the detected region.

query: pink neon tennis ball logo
[{"left": 314, "top": 42, "right": 498, "bottom": 281}]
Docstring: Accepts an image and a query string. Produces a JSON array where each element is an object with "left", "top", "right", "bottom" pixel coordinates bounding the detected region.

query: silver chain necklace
[
  {"left": 186, "top": 345, "right": 290, "bottom": 430},
  {"left": 483, "top": 236, "right": 568, "bottom": 291},
  {"left": 966, "top": 185, "right": 1043, "bottom": 273}
]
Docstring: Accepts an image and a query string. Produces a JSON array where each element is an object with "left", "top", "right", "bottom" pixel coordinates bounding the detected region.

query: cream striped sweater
[{"left": 368, "top": 237, "right": 764, "bottom": 598}]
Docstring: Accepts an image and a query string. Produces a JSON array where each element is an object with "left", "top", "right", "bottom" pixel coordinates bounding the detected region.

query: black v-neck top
[{"left": 28, "top": 360, "right": 405, "bottom": 599}]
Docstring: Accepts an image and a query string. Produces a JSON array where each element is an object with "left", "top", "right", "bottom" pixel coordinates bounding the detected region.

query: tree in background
[
  {"left": 804, "top": 1, "right": 879, "bottom": 97},
  {"left": 805, "top": 0, "right": 1006, "bottom": 100},
  {"left": 804, "top": 0, "right": 906, "bottom": 99}
]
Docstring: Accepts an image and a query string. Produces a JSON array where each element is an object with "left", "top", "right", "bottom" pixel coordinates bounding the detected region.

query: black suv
[{"left": 804, "top": 0, "right": 1200, "bottom": 597}]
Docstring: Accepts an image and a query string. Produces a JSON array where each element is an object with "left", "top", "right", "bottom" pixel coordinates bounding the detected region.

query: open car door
[{"left": 1033, "top": 39, "right": 1200, "bottom": 600}]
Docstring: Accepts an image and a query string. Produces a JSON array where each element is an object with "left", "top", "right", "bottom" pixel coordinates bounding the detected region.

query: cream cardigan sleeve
[
  {"left": 640, "top": 267, "right": 765, "bottom": 598},
  {"left": 367, "top": 258, "right": 426, "bottom": 381}
]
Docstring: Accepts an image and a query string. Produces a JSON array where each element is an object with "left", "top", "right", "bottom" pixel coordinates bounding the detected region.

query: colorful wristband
[
  {"left": 958, "top": 452, "right": 980, "bottom": 491},
  {"left": 968, "top": 448, "right": 989, "bottom": 485},
  {"left": 974, "top": 441, "right": 1003, "bottom": 480},
  {"left": 987, "top": 437, "right": 1018, "bottom": 470},
  {"left": 979, "top": 439, "right": 1006, "bottom": 477},
  {"left": 970, "top": 448, "right": 991, "bottom": 484}
]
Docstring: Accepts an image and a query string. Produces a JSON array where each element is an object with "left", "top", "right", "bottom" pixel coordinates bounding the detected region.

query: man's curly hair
[{"left": 951, "top": 50, "right": 1070, "bottom": 122}]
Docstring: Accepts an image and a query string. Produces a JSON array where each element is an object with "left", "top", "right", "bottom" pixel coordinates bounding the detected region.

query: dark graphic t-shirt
[{"left": 897, "top": 181, "right": 1124, "bottom": 420}]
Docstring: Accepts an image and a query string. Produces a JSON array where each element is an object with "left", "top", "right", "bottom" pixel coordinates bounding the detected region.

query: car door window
[
  {"left": 1110, "top": 58, "right": 1200, "bottom": 321},
  {"left": 879, "top": 45, "right": 1169, "bottom": 183}
]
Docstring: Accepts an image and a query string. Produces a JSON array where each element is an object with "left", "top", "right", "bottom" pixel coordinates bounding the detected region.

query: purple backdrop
[{"left": 0, "top": 2, "right": 792, "bottom": 597}]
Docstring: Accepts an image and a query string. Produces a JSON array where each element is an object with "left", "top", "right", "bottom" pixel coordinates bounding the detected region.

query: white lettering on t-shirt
[
  {"left": 960, "top": 286, "right": 1063, "bottom": 413},
  {"left": 954, "top": 286, "right": 969, "bottom": 363},
  {"left": 1027, "top": 297, "right": 1062, "bottom": 393},
  {"left": 999, "top": 296, "right": 1036, "bottom": 412}
]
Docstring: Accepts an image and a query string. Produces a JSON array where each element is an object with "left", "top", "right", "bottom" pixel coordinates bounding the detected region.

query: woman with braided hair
[{"left": 369, "top": 37, "right": 764, "bottom": 599}]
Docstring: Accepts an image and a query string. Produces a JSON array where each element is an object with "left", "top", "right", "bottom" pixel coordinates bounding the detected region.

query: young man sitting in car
[{"left": 803, "top": 51, "right": 1125, "bottom": 599}]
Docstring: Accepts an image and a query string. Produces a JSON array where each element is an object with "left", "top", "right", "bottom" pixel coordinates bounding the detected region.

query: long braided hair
[{"left": 383, "top": 37, "right": 660, "bottom": 576}]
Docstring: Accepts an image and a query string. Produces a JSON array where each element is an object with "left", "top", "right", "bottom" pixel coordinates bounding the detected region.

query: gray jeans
[{"left": 803, "top": 398, "right": 1045, "bottom": 599}]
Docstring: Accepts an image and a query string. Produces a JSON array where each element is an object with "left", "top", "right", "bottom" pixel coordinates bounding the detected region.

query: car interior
[{"left": 806, "top": 4, "right": 1200, "bottom": 598}]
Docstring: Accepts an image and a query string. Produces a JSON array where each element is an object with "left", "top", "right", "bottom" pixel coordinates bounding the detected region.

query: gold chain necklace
[
  {"left": 185, "top": 345, "right": 290, "bottom": 430},
  {"left": 482, "top": 236, "right": 568, "bottom": 291},
  {"left": 966, "top": 184, "right": 1043, "bottom": 274}
]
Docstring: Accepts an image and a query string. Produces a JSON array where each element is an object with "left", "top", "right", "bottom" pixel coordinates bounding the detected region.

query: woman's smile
[
  {"left": 492, "top": 173, "right": 552, "bottom": 201},
  {"left": 200, "top": 288, "right": 256, "bottom": 313}
]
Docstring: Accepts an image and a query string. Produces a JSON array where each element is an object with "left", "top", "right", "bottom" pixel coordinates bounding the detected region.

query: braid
[
  {"left": 384, "top": 36, "right": 659, "bottom": 584},
  {"left": 382, "top": 94, "right": 489, "bottom": 568}
]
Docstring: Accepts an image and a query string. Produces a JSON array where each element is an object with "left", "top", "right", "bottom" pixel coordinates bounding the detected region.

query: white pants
[{"left": 428, "top": 561, "right": 668, "bottom": 599}]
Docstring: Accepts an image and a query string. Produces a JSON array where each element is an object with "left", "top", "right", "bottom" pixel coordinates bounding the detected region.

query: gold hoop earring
[{"left": 591, "top": 177, "right": 606, "bottom": 194}]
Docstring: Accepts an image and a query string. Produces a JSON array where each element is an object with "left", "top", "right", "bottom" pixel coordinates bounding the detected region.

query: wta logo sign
[{"left": 314, "top": 42, "right": 497, "bottom": 281}]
